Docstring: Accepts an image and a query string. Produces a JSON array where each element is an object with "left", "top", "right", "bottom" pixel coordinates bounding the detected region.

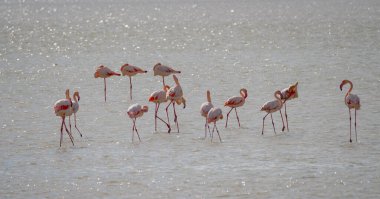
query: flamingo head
[
  {"left": 153, "top": 63, "right": 161, "bottom": 76},
  {"left": 340, "top": 80, "right": 351, "bottom": 91},
  {"left": 142, "top": 105, "right": 149, "bottom": 112},
  {"left": 172, "top": 75, "right": 179, "bottom": 85},
  {"left": 163, "top": 85, "right": 170, "bottom": 91},
  {"left": 120, "top": 63, "right": 129, "bottom": 76},
  {"left": 240, "top": 88, "right": 248, "bottom": 99},
  {"left": 274, "top": 90, "right": 283, "bottom": 100},
  {"left": 73, "top": 90, "right": 80, "bottom": 101},
  {"left": 289, "top": 82, "right": 298, "bottom": 98}
]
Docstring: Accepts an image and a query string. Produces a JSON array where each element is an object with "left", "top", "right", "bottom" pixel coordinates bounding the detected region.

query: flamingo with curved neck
[
  {"left": 340, "top": 79, "right": 360, "bottom": 142},
  {"left": 224, "top": 88, "right": 248, "bottom": 128},
  {"left": 261, "top": 90, "right": 285, "bottom": 135}
]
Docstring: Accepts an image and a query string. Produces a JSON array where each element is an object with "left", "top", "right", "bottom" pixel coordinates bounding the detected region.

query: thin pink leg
[
  {"left": 134, "top": 118, "right": 141, "bottom": 142},
  {"left": 129, "top": 76, "right": 132, "bottom": 100},
  {"left": 279, "top": 109, "right": 285, "bottom": 132},
  {"left": 154, "top": 103, "right": 158, "bottom": 131},
  {"left": 74, "top": 113, "right": 82, "bottom": 137},
  {"left": 262, "top": 113, "right": 269, "bottom": 135},
  {"left": 284, "top": 102, "right": 289, "bottom": 132},
  {"left": 234, "top": 108, "right": 241, "bottom": 128},
  {"left": 104, "top": 78, "right": 107, "bottom": 102},
  {"left": 63, "top": 117, "right": 74, "bottom": 146},
  {"left": 162, "top": 76, "right": 165, "bottom": 87},
  {"left": 214, "top": 122, "right": 222, "bottom": 142},
  {"left": 69, "top": 116, "right": 72, "bottom": 134},
  {"left": 270, "top": 113, "right": 276, "bottom": 134},
  {"left": 349, "top": 108, "right": 352, "bottom": 143},
  {"left": 131, "top": 118, "right": 135, "bottom": 141},
  {"left": 60, "top": 117, "right": 64, "bottom": 147},
  {"left": 205, "top": 118, "right": 208, "bottom": 138},
  {"left": 355, "top": 109, "right": 357, "bottom": 142},
  {"left": 173, "top": 102, "right": 179, "bottom": 133},
  {"left": 225, "top": 108, "right": 233, "bottom": 128},
  {"left": 165, "top": 101, "right": 173, "bottom": 126}
]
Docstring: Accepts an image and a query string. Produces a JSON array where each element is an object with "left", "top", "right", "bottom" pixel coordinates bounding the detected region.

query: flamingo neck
[
  {"left": 207, "top": 91, "right": 211, "bottom": 102},
  {"left": 240, "top": 89, "right": 247, "bottom": 99},
  {"left": 345, "top": 81, "right": 353, "bottom": 99},
  {"left": 274, "top": 91, "right": 283, "bottom": 105}
]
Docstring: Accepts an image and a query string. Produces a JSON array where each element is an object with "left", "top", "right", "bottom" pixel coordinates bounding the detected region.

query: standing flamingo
[
  {"left": 166, "top": 75, "right": 186, "bottom": 133},
  {"left": 69, "top": 90, "right": 82, "bottom": 137},
  {"left": 127, "top": 104, "right": 149, "bottom": 142},
  {"left": 120, "top": 63, "right": 147, "bottom": 100},
  {"left": 280, "top": 82, "right": 299, "bottom": 131},
  {"left": 340, "top": 80, "right": 360, "bottom": 143},
  {"left": 149, "top": 85, "right": 171, "bottom": 133},
  {"left": 200, "top": 90, "right": 214, "bottom": 138},
  {"left": 53, "top": 89, "right": 74, "bottom": 147},
  {"left": 261, "top": 90, "right": 285, "bottom": 135},
  {"left": 94, "top": 65, "right": 121, "bottom": 102},
  {"left": 207, "top": 107, "right": 223, "bottom": 142},
  {"left": 153, "top": 63, "right": 181, "bottom": 86},
  {"left": 224, "top": 88, "right": 248, "bottom": 128}
]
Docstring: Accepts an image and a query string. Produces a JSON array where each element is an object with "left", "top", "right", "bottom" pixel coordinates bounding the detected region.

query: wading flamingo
[
  {"left": 153, "top": 63, "right": 181, "bottom": 86},
  {"left": 94, "top": 65, "right": 121, "bottom": 102},
  {"left": 340, "top": 80, "right": 360, "bottom": 143},
  {"left": 69, "top": 91, "right": 82, "bottom": 137},
  {"left": 120, "top": 63, "right": 147, "bottom": 100},
  {"left": 224, "top": 88, "right": 248, "bottom": 128},
  {"left": 207, "top": 107, "right": 223, "bottom": 142},
  {"left": 261, "top": 90, "right": 285, "bottom": 135},
  {"left": 166, "top": 75, "right": 186, "bottom": 133},
  {"left": 127, "top": 104, "right": 149, "bottom": 142},
  {"left": 200, "top": 90, "right": 213, "bottom": 138},
  {"left": 54, "top": 89, "right": 74, "bottom": 147},
  {"left": 280, "top": 82, "right": 299, "bottom": 131},
  {"left": 149, "top": 85, "right": 171, "bottom": 133}
]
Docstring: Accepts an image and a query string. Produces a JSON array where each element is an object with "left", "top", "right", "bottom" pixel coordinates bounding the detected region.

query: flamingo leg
[
  {"left": 131, "top": 118, "right": 135, "bottom": 141},
  {"left": 156, "top": 103, "right": 171, "bottom": 133},
  {"left": 355, "top": 109, "right": 357, "bottom": 142},
  {"left": 284, "top": 102, "right": 289, "bottom": 132},
  {"left": 154, "top": 103, "right": 158, "bottom": 132},
  {"left": 104, "top": 78, "right": 107, "bottom": 102},
  {"left": 162, "top": 76, "right": 165, "bottom": 87},
  {"left": 129, "top": 76, "right": 132, "bottom": 100},
  {"left": 214, "top": 122, "right": 222, "bottom": 142},
  {"left": 165, "top": 101, "right": 172, "bottom": 126},
  {"left": 270, "top": 113, "right": 276, "bottom": 134},
  {"left": 262, "top": 113, "right": 269, "bottom": 135},
  {"left": 205, "top": 118, "right": 208, "bottom": 138},
  {"left": 173, "top": 102, "right": 179, "bottom": 133},
  {"left": 74, "top": 113, "right": 82, "bottom": 137},
  {"left": 234, "top": 108, "right": 241, "bottom": 128},
  {"left": 69, "top": 115, "right": 72, "bottom": 134},
  {"left": 60, "top": 116, "right": 64, "bottom": 147},
  {"left": 134, "top": 118, "right": 141, "bottom": 142},
  {"left": 225, "top": 108, "right": 233, "bottom": 128},
  {"left": 63, "top": 117, "right": 74, "bottom": 146},
  {"left": 211, "top": 123, "right": 216, "bottom": 142},
  {"left": 279, "top": 109, "right": 285, "bottom": 132},
  {"left": 349, "top": 108, "right": 352, "bottom": 143}
]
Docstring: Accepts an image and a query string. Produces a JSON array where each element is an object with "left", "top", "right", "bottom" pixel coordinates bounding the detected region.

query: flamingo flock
[{"left": 54, "top": 62, "right": 361, "bottom": 146}]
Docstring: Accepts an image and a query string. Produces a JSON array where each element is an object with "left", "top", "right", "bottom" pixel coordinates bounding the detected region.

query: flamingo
[
  {"left": 153, "top": 63, "right": 181, "bottom": 86},
  {"left": 261, "top": 90, "right": 285, "bottom": 135},
  {"left": 280, "top": 82, "right": 299, "bottom": 131},
  {"left": 224, "top": 88, "right": 248, "bottom": 128},
  {"left": 69, "top": 90, "right": 82, "bottom": 137},
  {"left": 94, "top": 65, "right": 121, "bottom": 102},
  {"left": 200, "top": 90, "right": 213, "bottom": 138},
  {"left": 166, "top": 75, "right": 186, "bottom": 133},
  {"left": 127, "top": 104, "right": 149, "bottom": 142},
  {"left": 148, "top": 85, "right": 171, "bottom": 133},
  {"left": 53, "top": 89, "right": 74, "bottom": 147},
  {"left": 207, "top": 107, "right": 223, "bottom": 142},
  {"left": 340, "top": 80, "right": 360, "bottom": 143},
  {"left": 120, "top": 63, "right": 147, "bottom": 100}
]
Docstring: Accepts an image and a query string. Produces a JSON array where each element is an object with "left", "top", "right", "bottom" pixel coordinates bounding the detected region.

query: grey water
[{"left": 1, "top": 0, "right": 380, "bottom": 198}]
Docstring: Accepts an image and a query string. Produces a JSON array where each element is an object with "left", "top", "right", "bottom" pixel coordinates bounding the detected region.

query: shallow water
[{"left": 1, "top": 0, "right": 380, "bottom": 198}]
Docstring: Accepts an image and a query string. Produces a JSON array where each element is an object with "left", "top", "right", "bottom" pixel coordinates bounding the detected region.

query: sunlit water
[{"left": 1, "top": 0, "right": 380, "bottom": 198}]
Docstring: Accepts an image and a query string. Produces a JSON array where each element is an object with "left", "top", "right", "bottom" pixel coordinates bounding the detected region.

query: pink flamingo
[
  {"left": 69, "top": 91, "right": 82, "bottom": 137},
  {"left": 153, "top": 63, "right": 181, "bottom": 86},
  {"left": 166, "top": 75, "right": 186, "bottom": 133},
  {"left": 280, "top": 82, "right": 299, "bottom": 131},
  {"left": 127, "top": 104, "right": 149, "bottom": 142},
  {"left": 340, "top": 80, "right": 360, "bottom": 142},
  {"left": 120, "top": 63, "right": 147, "bottom": 100},
  {"left": 148, "top": 85, "right": 171, "bottom": 133},
  {"left": 53, "top": 89, "right": 74, "bottom": 147},
  {"left": 94, "top": 65, "right": 121, "bottom": 102},
  {"left": 261, "top": 90, "right": 285, "bottom": 135},
  {"left": 200, "top": 90, "right": 213, "bottom": 137},
  {"left": 224, "top": 88, "right": 248, "bottom": 128},
  {"left": 207, "top": 107, "right": 223, "bottom": 142}
]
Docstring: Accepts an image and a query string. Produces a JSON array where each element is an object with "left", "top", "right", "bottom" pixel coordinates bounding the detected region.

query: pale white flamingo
[
  {"left": 148, "top": 85, "right": 171, "bottom": 133},
  {"left": 340, "top": 80, "right": 361, "bottom": 143},
  {"left": 127, "top": 104, "right": 149, "bottom": 142},
  {"left": 94, "top": 65, "right": 121, "bottom": 102},
  {"left": 261, "top": 90, "right": 285, "bottom": 135},
  {"left": 153, "top": 63, "right": 181, "bottom": 86},
  {"left": 166, "top": 75, "right": 186, "bottom": 133},
  {"left": 120, "top": 63, "right": 147, "bottom": 100},
  {"left": 207, "top": 107, "right": 223, "bottom": 142},
  {"left": 200, "top": 90, "right": 213, "bottom": 137},
  {"left": 224, "top": 88, "right": 248, "bottom": 128},
  {"left": 280, "top": 82, "right": 299, "bottom": 131},
  {"left": 69, "top": 90, "right": 82, "bottom": 137},
  {"left": 53, "top": 89, "right": 74, "bottom": 147}
]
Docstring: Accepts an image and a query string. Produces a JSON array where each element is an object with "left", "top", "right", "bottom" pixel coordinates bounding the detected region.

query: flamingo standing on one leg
[
  {"left": 149, "top": 85, "right": 171, "bottom": 133},
  {"left": 224, "top": 88, "right": 248, "bottom": 128},
  {"left": 166, "top": 75, "right": 186, "bottom": 133},
  {"left": 69, "top": 90, "right": 82, "bottom": 137},
  {"left": 94, "top": 65, "right": 121, "bottom": 102},
  {"left": 200, "top": 90, "right": 213, "bottom": 138},
  {"left": 54, "top": 89, "right": 74, "bottom": 147},
  {"left": 127, "top": 104, "right": 149, "bottom": 142},
  {"left": 261, "top": 90, "right": 285, "bottom": 135},
  {"left": 340, "top": 80, "right": 360, "bottom": 143},
  {"left": 280, "top": 82, "right": 299, "bottom": 131},
  {"left": 120, "top": 63, "right": 147, "bottom": 100},
  {"left": 207, "top": 107, "right": 223, "bottom": 142},
  {"left": 153, "top": 63, "right": 181, "bottom": 87}
]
